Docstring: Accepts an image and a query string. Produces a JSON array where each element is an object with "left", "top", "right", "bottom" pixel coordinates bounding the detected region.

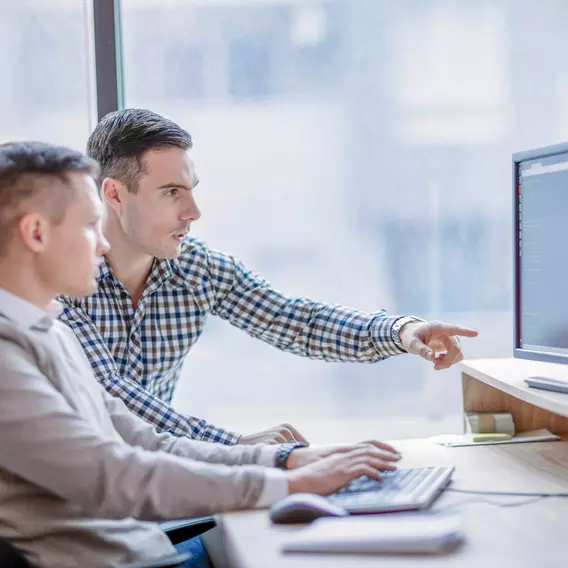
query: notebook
[
  {"left": 282, "top": 512, "right": 464, "bottom": 555},
  {"left": 430, "top": 428, "right": 560, "bottom": 447}
]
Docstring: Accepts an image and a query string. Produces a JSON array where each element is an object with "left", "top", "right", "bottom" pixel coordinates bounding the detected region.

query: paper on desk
[
  {"left": 430, "top": 428, "right": 560, "bottom": 447},
  {"left": 282, "top": 512, "right": 464, "bottom": 555}
]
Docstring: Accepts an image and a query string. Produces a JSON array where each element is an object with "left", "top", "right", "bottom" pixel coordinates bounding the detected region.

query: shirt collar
[
  {"left": 97, "top": 255, "right": 188, "bottom": 290},
  {"left": 0, "top": 288, "right": 61, "bottom": 332},
  {"left": 96, "top": 257, "right": 113, "bottom": 283}
]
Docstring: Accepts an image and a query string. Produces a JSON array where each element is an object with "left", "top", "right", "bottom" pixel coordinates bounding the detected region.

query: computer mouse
[{"left": 269, "top": 493, "right": 349, "bottom": 524}]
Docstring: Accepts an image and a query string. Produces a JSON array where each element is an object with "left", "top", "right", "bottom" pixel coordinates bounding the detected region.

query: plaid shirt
[{"left": 58, "top": 237, "right": 407, "bottom": 445}]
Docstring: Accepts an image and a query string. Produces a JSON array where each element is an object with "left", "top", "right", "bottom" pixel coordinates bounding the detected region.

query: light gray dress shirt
[{"left": 0, "top": 289, "right": 287, "bottom": 568}]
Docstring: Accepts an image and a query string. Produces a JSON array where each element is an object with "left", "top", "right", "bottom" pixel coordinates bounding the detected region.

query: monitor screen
[{"left": 515, "top": 143, "right": 568, "bottom": 363}]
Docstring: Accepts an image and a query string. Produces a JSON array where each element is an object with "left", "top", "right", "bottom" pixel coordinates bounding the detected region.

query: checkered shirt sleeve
[
  {"left": 201, "top": 246, "right": 407, "bottom": 362},
  {"left": 58, "top": 301, "right": 241, "bottom": 444}
]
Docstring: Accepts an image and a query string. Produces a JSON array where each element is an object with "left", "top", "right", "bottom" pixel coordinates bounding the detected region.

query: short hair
[
  {"left": 86, "top": 108, "right": 193, "bottom": 193},
  {"left": 0, "top": 141, "right": 99, "bottom": 257}
]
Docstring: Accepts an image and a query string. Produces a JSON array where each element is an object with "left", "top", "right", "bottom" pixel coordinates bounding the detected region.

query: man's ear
[
  {"left": 18, "top": 213, "right": 49, "bottom": 253},
  {"left": 101, "top": 178, "right": 126, "bottom": 215}
]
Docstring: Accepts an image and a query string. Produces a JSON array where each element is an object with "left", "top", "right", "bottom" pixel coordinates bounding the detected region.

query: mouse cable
[
  {"left": 433, "top": 487, "right": 568, "bottom": 510},
  {"left": 444, "top": 487, "right": 568, "bottom": 498}
]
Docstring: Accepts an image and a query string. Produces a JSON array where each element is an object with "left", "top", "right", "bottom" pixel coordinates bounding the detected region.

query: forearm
[
  {"left": 11, "top": 427, "right": 272, "bottom": 520},
  {"left": 100, "top": 371, "right": 241, "bottom": 444},
  {"left": 0, "top": 351, "right": 270, "bottom": 522},
  {"left": 208, "top": 247, "right": 408, "bottom": 362},
  {"left": 104, "top": 391, "right": 286, "bottom": 512},
  {"left": 88, "top": 444, "right": 272, "bottom": 520},
  {"left": 104, "top": 392, "right": 277, "bottom": 466},
  {"left": 218, "top": 289, "right": 406, "bottom": 362}
]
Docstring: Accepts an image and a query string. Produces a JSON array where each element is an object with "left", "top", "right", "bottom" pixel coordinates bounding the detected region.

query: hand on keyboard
[
  {"left": 327, "top": 467, "right": 453, "bottom": 513},
  {"left": 335, "top": 469, "right": 431, "bottom": 495},
  {"left": 287, "top": 440, "right": 401, "bottom": 470},
  {"left": 286, "top": 444, "right": 401, "bottom": 497}
]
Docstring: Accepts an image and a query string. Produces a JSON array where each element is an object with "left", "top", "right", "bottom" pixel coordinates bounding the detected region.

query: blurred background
[{"left": 2, "top": 0, "right": 568, "bottom": 442}]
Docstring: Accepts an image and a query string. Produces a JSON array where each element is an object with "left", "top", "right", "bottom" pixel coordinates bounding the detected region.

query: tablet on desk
[{"left": 525, "top": 376, "right": 568, "bottom": 394}]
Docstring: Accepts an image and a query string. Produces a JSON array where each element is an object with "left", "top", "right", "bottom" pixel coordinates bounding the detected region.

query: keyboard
[{"left": 327, "top": 466, "right": 454, "bottom": 514}]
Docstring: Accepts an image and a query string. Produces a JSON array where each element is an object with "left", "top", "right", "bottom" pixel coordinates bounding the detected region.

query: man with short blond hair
[{"left": 0, "top": 140, "right": 401, "bottom": 568}]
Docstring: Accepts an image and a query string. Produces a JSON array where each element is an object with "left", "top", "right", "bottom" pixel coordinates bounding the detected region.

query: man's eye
[{"left": 166, "top": 189, "right": 178, "bottom": 197}]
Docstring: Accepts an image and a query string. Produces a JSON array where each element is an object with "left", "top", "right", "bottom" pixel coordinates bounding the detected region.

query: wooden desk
[
  {"left": 214, "top": 438, "right": 568, "bottom": 567},
  {"left": 211, "top": 358, "right": 568, "bottom": 567}
]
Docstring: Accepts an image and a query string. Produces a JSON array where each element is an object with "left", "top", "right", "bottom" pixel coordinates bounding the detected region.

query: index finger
[
  {"left": 275, "top": 427, "right": 296, "bottom": 442},
  {"left": 437, "top": 324, "right": 478, "bottom": 338},
  {"left": 361, "top": 440, "right": 401, "bottom": 457},
  {"left": 281, "top": 423, "right": 310, "bottom": 445}
]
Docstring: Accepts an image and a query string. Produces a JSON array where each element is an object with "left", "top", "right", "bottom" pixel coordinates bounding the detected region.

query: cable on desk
[
  {"left": 437, "top": 495, "right": 547, "bottom": 510},
  {"left": 445, "top": 487, "right": 568, "bottom": 498},
  {"left": 435, "top": 486, "right": 568, "bottom": 510}
]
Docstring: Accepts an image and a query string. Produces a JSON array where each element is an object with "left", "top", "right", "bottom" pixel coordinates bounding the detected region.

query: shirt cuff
[
  {"left": 370, "top": 314, "right": 409, "bottom": 357},
  {"left": 203, "top": 428, "right": 241, "bottom": 445},
  {"left": 390, "top": 315, "right": 426, "bottom": 350},
  {"left": 258, "top": 445, "right": 279, "bottom": 467},
  {"left": 254, "top": 469, "right": 289, "bottom": 509}
]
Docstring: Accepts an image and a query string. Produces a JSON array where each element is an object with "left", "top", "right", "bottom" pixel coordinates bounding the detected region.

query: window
[
  {"left": 120, "top": 0, "right": 568, "bottom": 441},
  {"left": 0, "top": 1, "right": 95, "bottom": 149}
]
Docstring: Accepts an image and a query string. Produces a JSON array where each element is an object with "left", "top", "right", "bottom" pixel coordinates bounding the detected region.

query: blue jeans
[{"left": 174, "top": 536, "right": 212, "bottom": 568}]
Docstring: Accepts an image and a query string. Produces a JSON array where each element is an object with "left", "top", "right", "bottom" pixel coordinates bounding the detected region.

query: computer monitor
[{"left": 514, "top": 141, "right": 568, "bottom": 364}]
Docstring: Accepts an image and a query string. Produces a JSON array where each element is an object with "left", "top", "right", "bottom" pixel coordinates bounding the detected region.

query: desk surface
[{"left": 216, "top": 438, "right": 568, "bottom": 567}]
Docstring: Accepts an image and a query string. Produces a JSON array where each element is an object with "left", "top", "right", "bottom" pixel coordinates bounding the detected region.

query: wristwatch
[
  {"left": 391, "top": 316, "right": 424, "bottom": 350},
  {"left": 274, "top": 441, "right": 307, "bottom": 469}
]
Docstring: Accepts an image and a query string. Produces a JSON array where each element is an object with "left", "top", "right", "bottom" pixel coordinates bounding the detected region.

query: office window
[
  {"left": 0, "top": 1, "right": 94, "bottom": 149},
  {"left": 120, "top": 0, "right": 568, "bottom": 441}
]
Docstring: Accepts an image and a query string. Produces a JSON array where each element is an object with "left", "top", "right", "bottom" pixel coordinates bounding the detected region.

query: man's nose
[{"left": 180, "top": 195, "right": 201, "bottom": 223}]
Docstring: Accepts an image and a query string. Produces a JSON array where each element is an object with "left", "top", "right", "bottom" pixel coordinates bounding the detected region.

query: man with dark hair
[
  {"left": 0, "top": 140, "right": 401, "bottom": 568},
  {"left": 59, "top": 108, "right": 478, "bottom": 446}
]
